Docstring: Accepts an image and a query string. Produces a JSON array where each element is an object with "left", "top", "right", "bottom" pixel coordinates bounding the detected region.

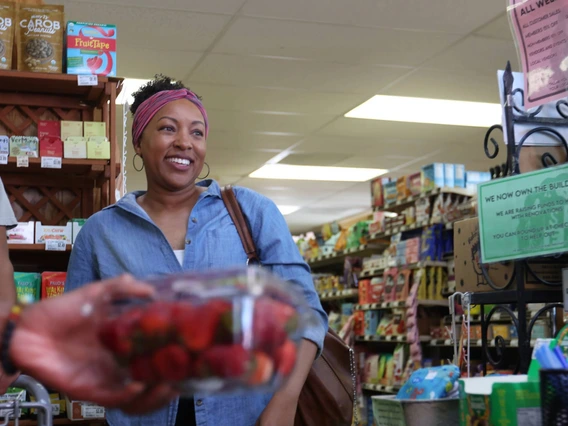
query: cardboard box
[
  {"left": 444, "top": 164, "right": 455, "bottom": 188},
  {"left": 13, "top": 272, "right": 41, "bottom": 303},
  {"left": 384, "top": 181, "right": 398, "bottom": 204},
  {"left": 61, "top": 121, "right": 83, "bottom": 139},
  {"left": 41, "top": 271, "right": 67, "bottom": 299},
  {"left": 83, "top": 121, "right": 106, "bottom": 137},
  {"left": 408, "top": 172, "right": 421, "bottom": 195},
  {"left": 39, "top": 136, "right": 63, "bottom": 158},
  {"left": 87, "top": 136, "right": 110, "bottom": 159},
  {"left": 35, "top": 222, "right": 72, "bottom": 245},
  {"left": 38, "top": 121, "right": 60, "bottom": 138},
  {"left": 0, "top": 388, "right": 26, "bottom": 419},
  {"left": 71, "top": 219, "right": 86, "bottom": 244},
  {"left": 396, "top": 176, "right": 411, "bottom": 200},
  {"left": 421, "top": 163, "right": 445, "bottom": 192},
  {"left": 65, "top": 397, "right": 105, "bottom": 421},
  {"left": 459, "top": 375, "right": 540, "bottom": 426},
  {"left": 64, "top": 137, "right": 87, "bottom": 159},
  {"left": 66, "top": 21, "right": 117, "bottom": 77},
  {"left": 455, "top": 164, "right": 466, "bottom": 188},
  {"left": 9, "top": 136, "right": 38, "bottom": 157},
  {"left": 453, "top": 217, "right": 560, "bottom": 292},
  {"left": 7, "top": 222, "right": 34, "bottom": 244},
  {"left": 31, "top": 392, "right": 66, "bottom": 416}
]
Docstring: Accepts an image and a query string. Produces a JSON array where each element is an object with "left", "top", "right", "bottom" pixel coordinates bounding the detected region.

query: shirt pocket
[{"left": 206, "top": 227, "right": 249, "bottom": 268}]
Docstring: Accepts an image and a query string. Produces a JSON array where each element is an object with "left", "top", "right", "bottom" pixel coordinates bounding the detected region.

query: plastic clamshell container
[{"left": 96, "top": 266, "right": 318, "bottom": 397}]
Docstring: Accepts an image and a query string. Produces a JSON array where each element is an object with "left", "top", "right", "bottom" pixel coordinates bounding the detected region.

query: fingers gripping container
[{"left": 95, "top": 266, "right": 318, "bottom": 396}]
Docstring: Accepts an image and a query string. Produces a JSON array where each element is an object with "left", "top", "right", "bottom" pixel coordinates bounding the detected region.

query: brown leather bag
[{"left": 221, "top": 185, "right": 357, "bottom": 426}]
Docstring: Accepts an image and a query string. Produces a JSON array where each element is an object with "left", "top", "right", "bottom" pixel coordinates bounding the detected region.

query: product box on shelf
[
  {"left": 0, "top": 2, "right": 14, "bottom": 71},
  {"left": 384, "top": 181, "right": 398, "bottom": 204},
  {"left": 455, "top": 164, "right": 466, "bottom": 188},
  {"left": 459, "top": 375, "right": 540, "bottom": 426},
  {"left": 444, "top": 164, "right": 455, "bottom": 188},
  {"left": 84, "top": 121, "right": 106, "bottom": 137},
  {"left": 465, "top": 171, "right": 491, "bottom": 192},
  {"left": 35, "top": 222, "right": 72, "bottom": 245},
  {"left": 14, "top": 272, "right": 40, "bottom": 303},
  {"left": 30, "top": 392, "right": 66, "bottom": 416},
  {"left": 65, "top": 397, "right": 105, "bottom": 421},
  {"left": 61, "top": 121, "right": 83, "bottom": 140},
  {"left": 39, "top": 136, "right": 63, "bottom": 158},
  {"left": 369, "top": 277, "right": 385, "bottom": 303},
  {"left": 364, "top": 355, "right": 380, "bottom": 384},
  {"left": 9, "top": 136, "right": 38, "bottom": 157},
  {"left": 371, "top": 177, "right": 390, "bottom": 209},
  {"left": 358, "top": 279, "right": 371, "bottom": 304},
  {"left": 421, "top": 163, "right": 444, "bottom": 192},
  {"left": 66, "top": 21, "right": 117, "bottom": 77},
  {"left": 396, "top": 176, "right": 411, "bottom": 200},
  {"left": 7, "top": 222, "right": 34, "bottom": 244},
  {"left": 38, "top": 121, "right": 61, "bottom": 138},
  {"left": 364, "top": 311, "right": 380, "bottom": 335},
  {"left": 0, "top": 388, "right": 26, "bottom": 419},
  {"left": 41, "top": 271, "right": 67, "bottom": 299},
  {"left": 0, "top": 135, "right": 8, "bottom": 155},
  {"left": 87, "top": 136, "right": 110, "bottom": 159},
  {"left": 71, "top": 218, "right": 86, "bottom": 243},
  {"left": 64, "top": 136, "right": 87, "bottom": 159},
  {"left": 394, "top": 270, "right": 411, "bottom": 301},
  {"left": 408, "top": 172, "right": 421, "bottom": 195}
]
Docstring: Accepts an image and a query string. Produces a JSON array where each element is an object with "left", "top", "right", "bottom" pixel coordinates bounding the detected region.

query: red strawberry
[
  {"left": 253, "top": 298, "right": 297, "bottom": 354},
  {"left": 98, "top": 308, "right": 143, "bottom": 357},
  {"left": 151, "top": 344, "right": 191, "bottom": 381},
  {"left": 247, "top": 352, "right": 274, "bottom": 385},
  {"left": 273, "top": 340, "right": 297, "bottom": 376},
  {"left": 174, "top": 302, "right": 226, "bottom": 351},
  {"left": 130, "top": 354, "right": 158, "bottom": 382},
  {"left": 199, "top": 344, "right": 251, "bottom": 378},
  {"left": 138, "top": 302, "right": 173, "bottom": 337}
]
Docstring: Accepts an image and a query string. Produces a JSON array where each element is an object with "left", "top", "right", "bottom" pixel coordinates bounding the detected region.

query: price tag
[
  {"left": 51, "top": 404, "right": 60, "bottom": 416},
  {"left": 41, "top": 156, "right": 62, "bottom": 169},
  {"left": 77, "top": 75, "right": 98, "bottom": 86},
  {"left": 16, "top": 156, "right": 29, "bottom": 167},
  {"left": 81, "top": 405, "right": 105, "bottom": 418},
  {"left": 45, "top": 240, "right": 66, "bottom": 251},
  {"left": 0, "top": 153, "right": 7, "bottom": 165}
]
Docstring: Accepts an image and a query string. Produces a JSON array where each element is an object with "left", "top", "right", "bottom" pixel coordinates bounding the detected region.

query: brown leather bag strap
[{"left": 220, "top": 185, "right": 261, "bottom": 265}]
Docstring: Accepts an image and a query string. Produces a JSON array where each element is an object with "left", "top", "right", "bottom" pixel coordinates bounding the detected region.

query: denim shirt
[{"left": 65, "top": 179, "right": 328, "bottom": 426}]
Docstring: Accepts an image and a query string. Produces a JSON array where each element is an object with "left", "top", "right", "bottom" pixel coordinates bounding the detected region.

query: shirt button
[
  {"left": 185, "top": 239, "right": 191, "bottom": 245},
  {"left": 196, "top": 399, "right": 203, "bottom": 406},
  {"left": 192, "top": 217, "right": 198, "bottom": 223}
]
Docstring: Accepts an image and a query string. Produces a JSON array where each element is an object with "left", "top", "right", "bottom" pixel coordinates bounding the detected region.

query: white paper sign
[
  {"left": 81, "top": 405, "right": 105, "bottom": 418},
  {"left": 77, "top": 75, "right": 98, "bottom": 86},
  {"left": 0, "top": 154, "right": 7, "bottom": 165},
  {"left": 41, "top": 157, "right": 62, "bottom": 169},
  {"left": 45, "top": 240, "right": 66, "bottom": 251},
  {"left": 16, "top": 156, "right": 28, "bottom": 167}
]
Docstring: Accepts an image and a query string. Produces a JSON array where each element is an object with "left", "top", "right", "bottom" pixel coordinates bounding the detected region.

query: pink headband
[{"left": 132, "top": 88, "right": 209, "bottom": 148}]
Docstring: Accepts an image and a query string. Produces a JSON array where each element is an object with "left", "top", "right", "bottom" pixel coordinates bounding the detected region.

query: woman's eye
[
  {"left": 160, "top": 126, "right": 175, "bottom": 132},
  {"left": 192, "top": 130, "right": 204, "bottom": 137}
]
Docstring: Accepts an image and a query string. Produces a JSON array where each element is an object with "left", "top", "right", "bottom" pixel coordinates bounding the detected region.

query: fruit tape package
[{"left": 95, "top": 266, "right": 318, "bottom": 396}]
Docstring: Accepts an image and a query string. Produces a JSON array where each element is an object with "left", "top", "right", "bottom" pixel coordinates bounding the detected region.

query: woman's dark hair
[{"left": 129, "top": 74, "right": 202, "bottom": 115}]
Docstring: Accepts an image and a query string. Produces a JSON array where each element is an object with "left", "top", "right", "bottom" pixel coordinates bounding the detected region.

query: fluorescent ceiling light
[
  {"left": 277, "top": 205, "right": 301, "bottom": 215},
  {"left": 249, "top": 164, "right": 388, "bottom": 182},
  {"left": 345, "top": 95, "right": 501, "bottom": 128},
  {"left": 116, "top": 78, "right": 151, "bottom": 105}
]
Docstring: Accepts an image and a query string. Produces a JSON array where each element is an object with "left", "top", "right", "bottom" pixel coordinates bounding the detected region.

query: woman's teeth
[{"left": 167, "top": 158, "right": 191, "bottom": 166}]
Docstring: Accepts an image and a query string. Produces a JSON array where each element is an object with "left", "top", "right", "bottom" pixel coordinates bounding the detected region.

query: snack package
[
  {"left": 66, "top": 21, "right": 117, "bottom": 77},
  {"left": 368, "top": 277, "right": 385, "bottom": 304},
  {"left": 13, "top": 272, "right": 40, "bottom": 303},
  {"left": 9, "top": 136, "right": 38, "bottom": 157},
  {"left": 41, "top": 271, "right": 66, "bottom": 299},
  {"left": 16, "top": 4, "right": 64, "bottom": 73},
  {"left": 396, "top": 365, "right": 460, "bottom": 400},
  {"left": 0, "top": 388, "right": 26, "bottom": 419},
  {"left": 382, "top": 355, "right": 394, "bottom": 386},
  {"left": 364, "top": 354, "right": 380, "bottom": 384},
  {"left": 377, "top": 314, "right": 393, "bottom": 337},
  {"left": 394, "top": 269, "right": 411, "bottom": 301},
  {"left": 0, "top": 2, "right": 15, "bottom": 70},
  {"left": 95, "top": 267, "right": 319, "bottom": 397},
  {"left": 364, "top": 311, "right": 380, "bottom": 335},
  {"left": 383, "top": 269, "right": 397, "bottom": 302},
  {"left": 393, "top": 344, "right": 408, "bottom": 387}
]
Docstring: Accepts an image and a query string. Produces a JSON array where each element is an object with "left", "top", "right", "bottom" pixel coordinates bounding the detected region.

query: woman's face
[{"left": 136, "top": 99, "right": 207, "bottom": 192}]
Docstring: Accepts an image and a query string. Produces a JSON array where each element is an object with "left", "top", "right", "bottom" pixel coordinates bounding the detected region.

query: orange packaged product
[
  {"left": 358, "top": 279, "right": 371, "bottom": 304},
  {"left": 41, "top": 271, "right": 66, "bottom": 299}
]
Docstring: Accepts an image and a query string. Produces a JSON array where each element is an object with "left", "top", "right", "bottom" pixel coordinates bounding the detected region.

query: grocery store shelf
[
  {"left": 429, "top": 338, "right": 535, "bottom": 348},
  {"left": 8, "top": 244, "right": 72, "bottom": 252},
  {"left": 362, "top": 383, "right": 400, "bottom": 394},
  {"left": 307, "top": 244, "right": 386, "bottom": 269},
  {"left": 356, "top": 335, "right": 431, "bottom": 343},
  {"left": 1, "top": 157, "right": 118, "bottom": 177},
  {"left": 358, "top": 261, "right": 448, "bottom": 278},
  {"left": 318, "top": 289, "right": 358, "bottom": 302},
  {"left": 354, "top": 299, "right": 448, "bottom": 311},
  {"left": 369, "top": 219, "right": 457, "bottom": 241},
  {"left": 377, "top": 187, "right": 474, "bottom": 213},
  {"left": 469, "top": 290, "right": 562, "bottom": 305},
  {"left": 9, "top": 419, "right": 106, "bottom": 425}
]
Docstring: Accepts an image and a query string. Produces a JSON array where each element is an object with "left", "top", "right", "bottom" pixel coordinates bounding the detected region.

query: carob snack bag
[
  {"left": 16, "top": 4, "right": 64, "bottom": 73},
  {"left": 0, "top": 2, "right": 14, "bottom": 70}
]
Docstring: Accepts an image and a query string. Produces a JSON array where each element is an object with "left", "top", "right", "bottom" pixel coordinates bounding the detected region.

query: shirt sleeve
[
  {"left": 235, "top": 187, "right": 329, "bottom": 357},
  {"left": 0, "top": 178, "right": 17, "bottom": 230},
  {"left": 65, "top": 221, "right": 99, "bottom": 293}
]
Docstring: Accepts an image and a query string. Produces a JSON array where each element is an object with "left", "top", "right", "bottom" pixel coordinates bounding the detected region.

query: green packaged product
[{"left": 14, "top": 272, "right": 41, "bottom": 303}]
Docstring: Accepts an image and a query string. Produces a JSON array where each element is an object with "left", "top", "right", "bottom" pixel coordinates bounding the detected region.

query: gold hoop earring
[
  {"left": 198, "top": 162, "right": 210, "bottom": 179},
  {"left": 133, "top": 153, "right": 144, "bottom": 172}
]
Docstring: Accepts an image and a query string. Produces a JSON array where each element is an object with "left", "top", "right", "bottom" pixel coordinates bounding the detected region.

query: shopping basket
[
  {"left": 0, "top": 375, "right": 53, "bottom": 426},
  {"left": 372, "top": 395, "right": 459, "bottom": 426}
]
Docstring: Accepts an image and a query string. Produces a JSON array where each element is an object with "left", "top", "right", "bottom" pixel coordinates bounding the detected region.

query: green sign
[{"left": 478, "top": 164, "right": 568, "bottom": 263}]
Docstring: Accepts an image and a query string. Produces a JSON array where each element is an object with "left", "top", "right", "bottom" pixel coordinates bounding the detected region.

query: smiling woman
[{"left": 64, "top": 75, "right": 329, "bottom": 426}]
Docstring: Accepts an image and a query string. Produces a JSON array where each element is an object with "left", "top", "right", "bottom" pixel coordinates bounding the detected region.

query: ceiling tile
[
  {"left": 60, "top": 0, "right": 247, "bottom": 14},
  {"left": 207, "top": 130, "right": 301, "bottom": 150},
  {"left": 118, "top": 48, "right": 201, "bottom": 79},
  {"left": 213, "top": 17, "right": 461, "bottom": 67},
  {"left": 384, "top": 68, "right": 502, "bottom": 103},
  {"left": 240, "top": 0, "right": 505, "bottom": 34},
  {"left": 192, "top": 84, "right": 369, "bottom": 115},
  {"left": 421, "top": 35, "right": 519, "bottom": 74},
  {"left": 205, "top": 148, "right": 276, "bottom": 176},
  {"left": 190, "top": 54, "right": 410, "bottom": 93},
  {"left": 58, "top": 1, "right": 230, "bottom": 51},
  {"left": 475, "top": 13, "right": 513, "bottom": 41},
  {"left": 308, "top": 182, "right": 371, "bottom": 209},
  {"left": 280, "top": 153, "right": 350, "bottom": 166}
]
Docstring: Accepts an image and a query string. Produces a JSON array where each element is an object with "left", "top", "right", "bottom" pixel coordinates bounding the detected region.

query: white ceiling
[{"left": 52, "top": 0, "right": 519, "bottom": 234}]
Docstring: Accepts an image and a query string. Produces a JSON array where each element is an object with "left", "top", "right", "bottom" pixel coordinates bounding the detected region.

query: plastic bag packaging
[
  {"left": 94, "top": 266, "right": 319, "bottom": 396},
  {"left": 507, "top": 0, "right": 568, "bottom": 108}
]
